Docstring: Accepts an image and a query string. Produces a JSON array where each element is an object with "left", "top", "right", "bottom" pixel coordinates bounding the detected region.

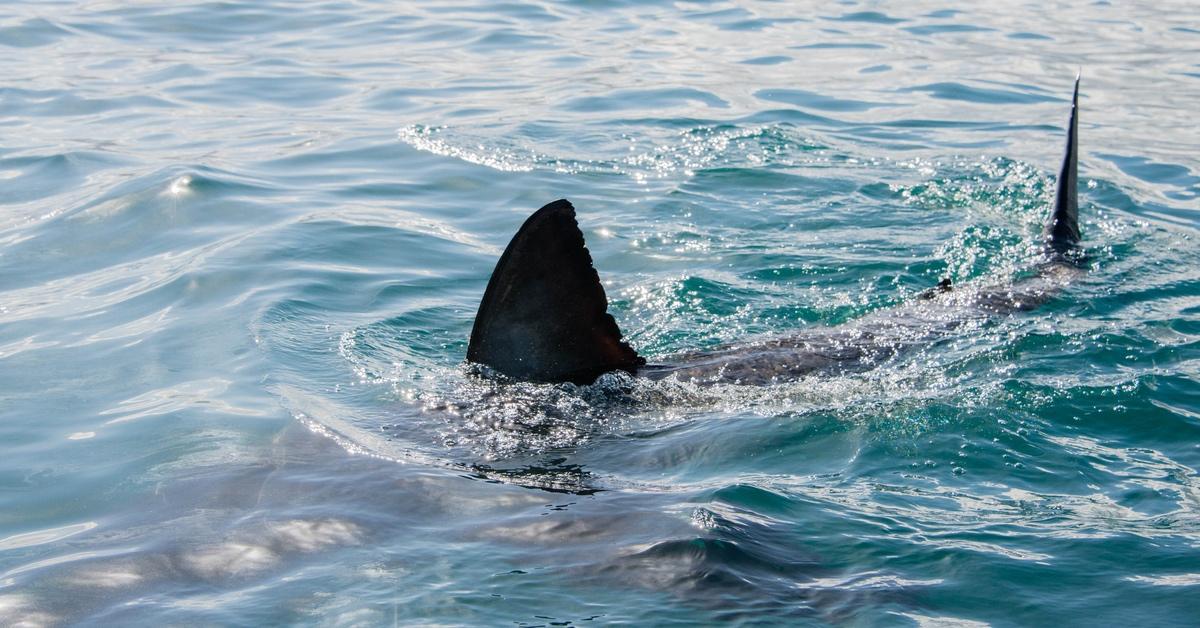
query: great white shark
[{"left": 467, "top": 78, "right": 1084, "bottom": 386}]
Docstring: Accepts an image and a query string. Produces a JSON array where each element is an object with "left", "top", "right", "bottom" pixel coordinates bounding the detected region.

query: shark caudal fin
[
  {"left": 467, "top": 199, "right": 644, "bottom": 384},
  {"left": 1046, "top": 75, "right": 1081, "bottom": 253}
]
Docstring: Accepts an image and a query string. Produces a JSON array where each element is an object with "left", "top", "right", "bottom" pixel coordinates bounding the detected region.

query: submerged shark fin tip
[
  {"left": 1046, "top": 76, "right": 1081, "bottom": 252},
  {"left": 467, "top": 199, "right": 643, "bottom": 384}
]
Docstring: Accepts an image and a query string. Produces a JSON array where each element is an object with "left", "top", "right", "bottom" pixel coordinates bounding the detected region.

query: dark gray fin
[
  {"left": 1046, "top": 75, "right": 1081, "bottom": 253},
  {"left": 467, "top": 199, "right": 644, "bottom": 384},
  {"left": 919, "top": 277, "right": 953, "bottom": 300}
]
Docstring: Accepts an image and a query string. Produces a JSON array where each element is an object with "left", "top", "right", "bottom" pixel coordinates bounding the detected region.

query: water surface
[{"left": 2, "top": 1, "right": 1199, "bottom": 625}]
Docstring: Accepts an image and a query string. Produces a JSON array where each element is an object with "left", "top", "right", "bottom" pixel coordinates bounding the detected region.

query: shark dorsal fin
[
  {"left": 467, "top": 199, "right": 643, "bottom": 384},
  {"left": 1047, "top": 75, "right": 1081, "bottom": 251}
]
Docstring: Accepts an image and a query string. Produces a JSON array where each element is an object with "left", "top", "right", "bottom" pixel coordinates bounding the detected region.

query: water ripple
[{"left": 2, "top": 0, "right": 1198, "bottom": 625}]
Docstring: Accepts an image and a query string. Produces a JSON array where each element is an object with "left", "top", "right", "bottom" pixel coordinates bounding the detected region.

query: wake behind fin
[
  {"left": 467, "top": 199, "right": 644, "bottom": 384},
  {"left": 1046, "top": 75, "right": 1081, "bottom": 253}
]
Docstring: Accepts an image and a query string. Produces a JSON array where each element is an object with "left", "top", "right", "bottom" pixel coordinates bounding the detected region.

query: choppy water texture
[{"left": 2, "top": 1, "right": 1200, "bottom": 625}]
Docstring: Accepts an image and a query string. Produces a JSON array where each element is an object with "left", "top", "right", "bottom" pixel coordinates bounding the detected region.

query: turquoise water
[{"left": 2, "top": 0, "right": 1199, "bottom": 625}]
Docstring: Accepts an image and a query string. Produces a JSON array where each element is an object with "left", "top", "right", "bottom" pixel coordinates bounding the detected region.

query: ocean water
[{"left": 2, "top": 0, "right": 1199, "bottom": 625}]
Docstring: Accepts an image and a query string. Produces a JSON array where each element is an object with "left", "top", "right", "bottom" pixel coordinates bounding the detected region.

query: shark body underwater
[{"left": 466, "top": 79, "right": 1085, "bottom": 386}]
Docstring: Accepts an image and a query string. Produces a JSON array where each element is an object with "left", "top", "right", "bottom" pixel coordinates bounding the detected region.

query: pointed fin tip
[{"left": 1046, "top": 75, "right": 1081, "bottom": 252}]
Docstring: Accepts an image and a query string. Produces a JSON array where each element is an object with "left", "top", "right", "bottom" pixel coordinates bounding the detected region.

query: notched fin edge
[{"left": 467, "top": 199, "right": 643, "bottom": 384}]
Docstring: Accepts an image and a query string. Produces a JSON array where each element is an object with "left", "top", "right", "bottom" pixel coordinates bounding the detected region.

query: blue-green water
[{"left": 2, "top": 1, "right": 1199, "bottom": 625}]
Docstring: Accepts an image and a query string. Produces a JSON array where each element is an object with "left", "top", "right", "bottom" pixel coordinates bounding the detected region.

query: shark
[{"left": 467, "top": 78, "right": 1084, "bottom": 386}]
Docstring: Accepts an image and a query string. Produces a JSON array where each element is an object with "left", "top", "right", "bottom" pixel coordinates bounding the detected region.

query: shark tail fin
[
  {"left": 1046, "top": 75, "right": 1081, "bottom": 253},
  {"left": 467, "top": 199, "right": 644, "bottom": 384}
]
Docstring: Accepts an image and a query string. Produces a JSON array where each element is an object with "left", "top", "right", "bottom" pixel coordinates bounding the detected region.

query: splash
[{"left": 397, "top": 123, "right": 827, "bottom": 182}]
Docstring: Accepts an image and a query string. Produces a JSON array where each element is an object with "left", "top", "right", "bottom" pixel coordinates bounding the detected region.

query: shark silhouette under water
[{"left": 467, "top": 79, "right": 1084, "bottom": 385}]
